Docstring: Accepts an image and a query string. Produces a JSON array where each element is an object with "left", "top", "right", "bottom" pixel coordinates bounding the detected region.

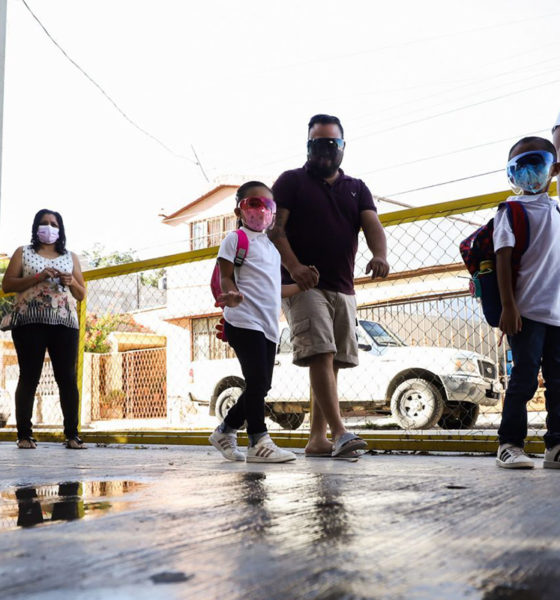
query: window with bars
[
  {"left": 189, "top": 215, "right": 237, "bottom": 250},
  {"left": 192, "top": 316, "right": 236, "bottom": 361}
]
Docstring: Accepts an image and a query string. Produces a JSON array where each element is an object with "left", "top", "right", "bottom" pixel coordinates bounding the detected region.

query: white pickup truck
[{"left": 188, "top": 320, "right": 502, "bottom": 430}]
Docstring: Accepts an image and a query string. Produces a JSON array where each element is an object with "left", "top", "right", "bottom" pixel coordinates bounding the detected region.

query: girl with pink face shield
[{"left": 209, "top": 181, "right": 318, "bottom": 463}]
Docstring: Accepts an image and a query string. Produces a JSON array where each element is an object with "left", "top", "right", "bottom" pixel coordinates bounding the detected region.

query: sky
[{"left": 1, "top": 0, "right": 560, "bottom": 260}]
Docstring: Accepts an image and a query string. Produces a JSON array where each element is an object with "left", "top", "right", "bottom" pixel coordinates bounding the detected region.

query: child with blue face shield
[{"left": 494, "top": 136, "right": 560, "bottom": 469}]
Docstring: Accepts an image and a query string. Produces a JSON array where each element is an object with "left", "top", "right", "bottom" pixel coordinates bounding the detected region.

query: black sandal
[
  {"left": 17, "top": 437, "right": 37, "bottom": 449},
  {"left": 65, "top": 436, "right": 86, "bottom": 449}
]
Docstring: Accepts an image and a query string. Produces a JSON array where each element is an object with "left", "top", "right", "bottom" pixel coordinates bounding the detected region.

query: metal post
[
  {"left": 77, "top": 283, "right": 88, "bottom": 433},
  {"left": 0, "top": 0, "right": 7, "bottom": 212}
]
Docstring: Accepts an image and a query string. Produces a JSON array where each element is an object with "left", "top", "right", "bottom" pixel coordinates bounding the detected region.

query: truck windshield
[{"left": 359, "top": 320, "right": 404, "bottom": 347}]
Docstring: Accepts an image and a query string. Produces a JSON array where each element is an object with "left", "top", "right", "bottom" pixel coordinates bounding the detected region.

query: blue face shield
[{"left": 506, "top": 150, "right": 555, "bottom": 194}]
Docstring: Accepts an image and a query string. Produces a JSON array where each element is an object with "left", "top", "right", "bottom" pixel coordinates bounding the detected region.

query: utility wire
[
  {"left": 191, "top": 145, "right": 210, "bottom": 183},
  {"left": 240, "top": 66, "right": 560, "bottom": 173},
  {"left": 352, "top": 58, "right": 560, "bottom": 130},
  {"left": 352, "top": 79, "right": 560, "bottom": 142},
  {"left": 374, "top": 194, "right": 484, "bottom": 227},
  {"left": 356, "top": 129, "right": 549, "bottom": 176},
  {"left": 386, "top": 169, "right": 503, "bottom": 197},
  {"left": 20, "top": 0, "right": 201, "bottom": 167},
  {"left": 339, "top": 40, "right": 560, "bottom": 101},
  {"left": 234, "top": 10, "right": 560, "bottom": 80}
]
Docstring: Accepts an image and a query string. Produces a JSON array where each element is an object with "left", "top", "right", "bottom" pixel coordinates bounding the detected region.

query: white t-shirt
[
  {"left": 218, "top": 226, "right": 281, "bottom": 343},
  {"left": 493, "top": 193, "right": 560, "bottom": 326}
]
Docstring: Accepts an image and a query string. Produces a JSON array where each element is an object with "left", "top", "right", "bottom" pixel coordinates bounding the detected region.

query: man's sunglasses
[
  {"left": 506, "top": 150, "right": 555, "bottom": 175},
  {"left": 307, "top": 138, "right": 346, "bottom": 152},
  {"left": 238, "top": 196, "right": 276, "bottom": 212}
]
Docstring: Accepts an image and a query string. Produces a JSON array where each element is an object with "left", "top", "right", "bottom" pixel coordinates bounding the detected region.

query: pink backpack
[{"left": 210, "top": 229, "right": 249, "bottom": 341}]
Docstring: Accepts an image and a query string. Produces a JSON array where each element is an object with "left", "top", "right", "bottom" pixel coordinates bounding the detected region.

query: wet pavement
[{"left": 0, "top": 442, "right": 559, "bottom": 600}]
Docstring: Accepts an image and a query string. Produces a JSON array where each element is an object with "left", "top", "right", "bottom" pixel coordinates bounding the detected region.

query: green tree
[
  {"left": 82, "top": 244, "right": 165, "bottom": 288},
  {"left": 82, "top": 244, "right": 137, "bottom": 268},
  {"left": 140, "top": 268, "right": 166, "bottom": 288}
]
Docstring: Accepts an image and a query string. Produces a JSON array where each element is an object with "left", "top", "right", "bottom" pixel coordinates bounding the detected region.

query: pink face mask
[
  {"left": 37, "top": 225, "right": 60, "bottom": 244},
  {"left": 239, "top": 196, "right": 276, "bottom": 232}
]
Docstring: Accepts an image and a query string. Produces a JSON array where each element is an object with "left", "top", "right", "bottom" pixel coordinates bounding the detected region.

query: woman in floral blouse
[{"left": 2, "top": 209, "right": 86, "bottom": 449}]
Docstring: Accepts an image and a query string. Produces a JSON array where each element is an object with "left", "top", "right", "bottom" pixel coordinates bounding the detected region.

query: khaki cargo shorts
[{"left": 282, "top": 288, "right": 358, "bottom": 368}]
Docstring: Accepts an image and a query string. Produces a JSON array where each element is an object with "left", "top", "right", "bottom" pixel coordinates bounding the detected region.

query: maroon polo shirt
[{"left": 272, "top": 164, "right": 376, "bottom": 295}]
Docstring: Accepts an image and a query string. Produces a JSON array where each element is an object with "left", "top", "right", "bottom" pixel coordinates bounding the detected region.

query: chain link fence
[{"left": 0, "top": 187, "right": 555, "bottom": 442}]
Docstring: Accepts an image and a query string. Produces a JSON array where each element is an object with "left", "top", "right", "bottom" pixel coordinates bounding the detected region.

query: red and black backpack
[{"left": 459, "top": 201, "right": 530, "bottom": 327}]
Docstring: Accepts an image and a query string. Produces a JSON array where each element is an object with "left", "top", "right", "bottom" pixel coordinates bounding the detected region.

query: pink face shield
[{"left": 238, "top": 196, "right": 276, "bottom": 232}]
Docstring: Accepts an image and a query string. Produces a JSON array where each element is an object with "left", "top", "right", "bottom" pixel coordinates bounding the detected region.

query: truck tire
[
  {"left": 438, "top": 402, "right": 480, "bottom": 429},
  {"left": 390, "top": 378, "right": 445, "bottom": 430},
  {"left": 270, "top": 412, "right": 305, "bottom": 430},
  {"left": 215, "top": 386, "right": 243, "bottom": 422}
]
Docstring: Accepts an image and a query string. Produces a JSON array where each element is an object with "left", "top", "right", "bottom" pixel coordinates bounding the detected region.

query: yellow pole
[{"left": 76, "top": 282, "right": 88, "bottom": 432}]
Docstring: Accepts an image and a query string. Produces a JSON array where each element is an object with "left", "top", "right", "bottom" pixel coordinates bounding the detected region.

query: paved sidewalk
[{"left": 0, "top": 442, "right": 558, "bottom": 600}]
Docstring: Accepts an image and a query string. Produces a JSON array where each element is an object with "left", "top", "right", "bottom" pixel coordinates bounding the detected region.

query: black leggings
[
  {"left": 223, "top": 322, "right": 276, "bottom": 435},
  {"left": 12, "top": 324, "right": 80, "bottom": 439}
]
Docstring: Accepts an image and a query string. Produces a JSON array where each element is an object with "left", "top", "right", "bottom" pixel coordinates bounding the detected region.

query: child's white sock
[
  {"left": 248, "top": 432, "right": 268, "bottom": 447},
  {"left": 218, "top": 422, "right": 237, "bottom": 434}
]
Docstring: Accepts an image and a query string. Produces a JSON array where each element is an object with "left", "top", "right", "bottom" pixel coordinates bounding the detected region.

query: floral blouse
[{"left": 12, "top": 246, "right": 79, "bottom": 329}]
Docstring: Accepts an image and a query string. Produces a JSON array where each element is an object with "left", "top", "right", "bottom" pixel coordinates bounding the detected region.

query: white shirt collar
[
  {"left": 240, "top": 226, "right": 267, "bottom": 240},
  {"left": 508, "top": 192, "right": 551, "bottom": 203}
]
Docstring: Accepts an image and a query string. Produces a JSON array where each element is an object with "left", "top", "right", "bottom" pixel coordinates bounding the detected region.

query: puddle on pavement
[{"left": 0, "top": 480, "right": 145, "bottom": 531}]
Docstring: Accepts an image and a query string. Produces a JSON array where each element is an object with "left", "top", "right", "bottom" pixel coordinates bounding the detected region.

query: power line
[
  {"left": 352, "top": 78, "right": 560, "bottom": 142},
  {"left": 191, "top": 145, "right": 209, "bottom": 183},
  {"left": 386, "top": 169, "right": 503, "bottom": 197},
  {"left": 356, "top": 128, "right": 549, "bottom": 176},
  {"left": 20, "top": 0, "right": 200, "bottom": 167},
  {"left": 339, "top": 40, "right": 560, "bottom": 102},
  {"left": 351, "top": 58, "right": 560, "bottom": 130},
  {"left": 238, "top": 64, "right": 560, "bottom": 174},
  {"left": 235, "top": 9, "right": 560, "bottom": 81},
  {"left": 237, "top": 120, "right": 550, "bottom": 177},
  {"left": 374, "top": 194, "right": 484, "bottom": 227}
]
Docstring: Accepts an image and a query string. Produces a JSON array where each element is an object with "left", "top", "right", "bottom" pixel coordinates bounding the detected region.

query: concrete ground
[{"left": 0, "top": 442, "right": 559, "bottom": 600}]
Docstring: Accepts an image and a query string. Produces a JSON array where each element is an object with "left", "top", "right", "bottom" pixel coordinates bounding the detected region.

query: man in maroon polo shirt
[{"left": 270, "top": 114, "right": 389, "bottom": 458}]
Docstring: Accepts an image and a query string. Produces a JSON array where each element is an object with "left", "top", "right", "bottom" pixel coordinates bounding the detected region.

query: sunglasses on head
[
  {"left": 239, "top": 196, "right": 276, "bottom": 212},
  {"left": 506, "top": 150, "right": 555, "bottom": 174},
  {"left": 307, "top": 138, "right": 345, "bottom": 152}
]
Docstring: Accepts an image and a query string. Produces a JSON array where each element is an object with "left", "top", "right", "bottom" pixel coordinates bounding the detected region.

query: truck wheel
[
  {"left": 215, "top": 386, "right": 243, "bottom": 422},
  {"left": 438, "top": 402, "right": 480, "bottom": 429},
  {"left": 390, "top": 378, "right": 444, "bottom": 430},
  {"left": 270, "top": 412, "right": 305, "bottom": 430}
]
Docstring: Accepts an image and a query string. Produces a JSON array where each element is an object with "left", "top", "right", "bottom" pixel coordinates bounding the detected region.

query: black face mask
[{"left": 307, "top": 138, "right": 345, "bottom": 178}]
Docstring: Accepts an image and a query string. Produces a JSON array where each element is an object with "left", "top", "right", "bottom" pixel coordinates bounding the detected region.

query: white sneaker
[
  {"left": 543, "top": 444, "right": 560, "bottom": 469},
  {"left": 209, "top": 429, "right": 245, "bottom": 462},
  {"left": 246, "top": 434, "right": 296, "bottom": 463},
  {"left": 496, "top": 444, "right": 534, "bottom": 469}
]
